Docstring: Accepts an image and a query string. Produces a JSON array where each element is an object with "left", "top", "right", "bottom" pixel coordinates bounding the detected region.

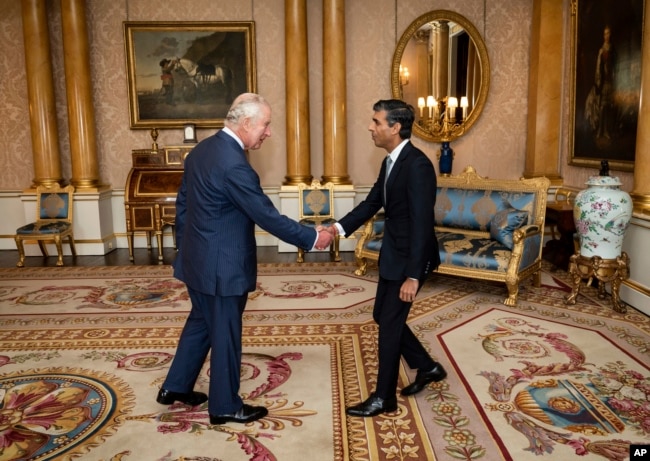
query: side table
[
  {"left": 543, "top": 202, "right": 577, "bottom": 271},
  {"left": 565, "top": 252, "right": 630, "bottom": 313}
]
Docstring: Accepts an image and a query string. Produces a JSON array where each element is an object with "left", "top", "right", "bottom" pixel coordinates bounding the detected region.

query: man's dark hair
[{"left": 373, "top": 99, "right": 415, "bottom": 139}]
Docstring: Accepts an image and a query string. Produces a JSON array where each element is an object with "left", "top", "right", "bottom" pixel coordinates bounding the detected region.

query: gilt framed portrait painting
[{"left": 124, "top": 21, "right": 256, "bottom": 129}]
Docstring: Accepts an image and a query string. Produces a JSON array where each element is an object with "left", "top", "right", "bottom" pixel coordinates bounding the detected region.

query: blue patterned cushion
[
  {"left": 489, "top": 208, "right": 528, "bottom": 249},
  {"left": 435, "top": 187, "right": 536, "bottom": 231},
  {"left": 437, "top": 232, "right": 511, "bottom": 272},
  {"left": 16, "top": 221, "right": 71, "bottom": 235},
  {"left": 365, "top": 238, "right": 383, "bottom": 252}
]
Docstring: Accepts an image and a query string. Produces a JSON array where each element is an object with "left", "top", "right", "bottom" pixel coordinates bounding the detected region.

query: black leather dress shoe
[
  {"left": 210, "top": 404, "right": 268, "bottom": 425},
  {"left": 346, "top": 394, "right": 398, "bottom": 417},
  {"left": 156, "top": 388, "right": 208, "bottom": 406},
  {"left": 400, "top": 363, "right": 447, "bottom": 396}
]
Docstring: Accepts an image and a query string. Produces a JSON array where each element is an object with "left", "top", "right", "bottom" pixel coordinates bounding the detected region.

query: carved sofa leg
[{"left": 354, "top": 257, "right": 368, "bottom": 276}]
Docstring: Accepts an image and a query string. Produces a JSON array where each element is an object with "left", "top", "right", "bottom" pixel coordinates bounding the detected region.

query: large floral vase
[{"left": 573, "top": 175, "right": 632, "bottom": 259}]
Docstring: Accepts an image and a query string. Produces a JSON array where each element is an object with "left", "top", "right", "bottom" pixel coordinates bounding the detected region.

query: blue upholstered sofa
[{"left": 353, "top": 166, "right": 551, "bottom": 306}]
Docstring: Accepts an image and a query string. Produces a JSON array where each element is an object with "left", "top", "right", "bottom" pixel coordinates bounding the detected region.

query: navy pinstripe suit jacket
[{"left": 173, "top": 130, "right": 316, "bottom": 296}]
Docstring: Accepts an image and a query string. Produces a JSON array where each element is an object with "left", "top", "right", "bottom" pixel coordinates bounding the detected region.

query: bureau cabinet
[{"left": 124, "top": 146, "right": 193, "bottom": 262}]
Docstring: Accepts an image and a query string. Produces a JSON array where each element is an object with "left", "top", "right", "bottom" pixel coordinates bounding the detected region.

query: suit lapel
[{"left": 385, "top": 142, "right": 411, "bottom": 200}]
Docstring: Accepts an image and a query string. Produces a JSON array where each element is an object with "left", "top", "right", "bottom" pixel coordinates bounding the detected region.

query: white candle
[
  {"left": 460, "top": 96, "right": 469, "bottom": 120},
  {"left": 447, "top": 97, "right": 458, "bottom": 120},
  {"left": 418, "top": 97, "right": 425, "bottom": 118},
  {"left": 426, "top": 96, "right": 435, "bottom": 118}
]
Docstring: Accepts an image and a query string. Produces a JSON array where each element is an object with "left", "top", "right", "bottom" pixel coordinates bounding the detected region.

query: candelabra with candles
[{"left": 417, "top": 95, "right": 469, "bottom": 176}]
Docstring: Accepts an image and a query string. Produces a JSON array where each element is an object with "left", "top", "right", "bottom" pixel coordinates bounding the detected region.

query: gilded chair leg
[
  {"left": 68, "top": 234, "right": 77, "bottom": 257},
  {"left": 37, "top": 240, "right": 49, "bottom": 256},
  {"left": 333, "top": 236, "right": 341, "bottom": 262},
  {"left": 15, "top": 237, "right": 26, "bottom": 268},
  {"left": 297, "top": 248, "right": 304, "bottom": 263},
  {"left": 54, "top": 236, "right": 64, "bottom": 266}
]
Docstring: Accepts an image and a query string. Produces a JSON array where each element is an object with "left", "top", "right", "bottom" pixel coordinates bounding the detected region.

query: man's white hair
[{"left": 225, "top": 93, "right": 268, "bottom": 127}]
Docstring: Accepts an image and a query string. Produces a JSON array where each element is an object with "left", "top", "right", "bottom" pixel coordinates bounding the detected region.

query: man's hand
[
  {"left": 316, "top": 224, "right": 338, "bottom": 237},
  {"left": 399, "top": 278, "right": 419, "bottom": 303},
  {"left": 315, "top": 228, "right": 333, "bottom": 250}
]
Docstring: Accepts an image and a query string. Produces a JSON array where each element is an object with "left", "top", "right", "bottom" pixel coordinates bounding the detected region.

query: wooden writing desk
[{"left": 124, "top": 146, "right": 193, "bottom": 262}]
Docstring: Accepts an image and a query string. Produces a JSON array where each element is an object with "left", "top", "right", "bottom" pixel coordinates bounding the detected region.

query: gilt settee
[{"left": 354, "top": 166, "right": 551, "bottom": 306}]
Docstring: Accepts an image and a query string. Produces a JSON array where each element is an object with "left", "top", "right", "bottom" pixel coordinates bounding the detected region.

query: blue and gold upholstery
[
  {"left": 354, "top": 166, "right": 550, "bottom": 306},
  {"left": 296, "top": 180, "right": 340, "bottom": 263},
  {"left": 14, "top": 184, "right": 76, "bottom": 267}
]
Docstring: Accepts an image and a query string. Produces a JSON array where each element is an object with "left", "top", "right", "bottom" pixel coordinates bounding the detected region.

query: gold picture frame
[
  {"left": 568, "top": 0, "right": 643, "bottom": 172},
  {"left": 124, "top": 21, "right": 256, "bottom": 129}
]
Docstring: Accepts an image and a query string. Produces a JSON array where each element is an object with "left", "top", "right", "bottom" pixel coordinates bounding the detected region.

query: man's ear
[{"left": 391, "top": 122, "right": 402, "bottom": 135}]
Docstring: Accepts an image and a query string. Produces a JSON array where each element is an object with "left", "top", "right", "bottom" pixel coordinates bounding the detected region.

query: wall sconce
[{"left": 399, "top": 65, "right": 409, "bottom": 86}]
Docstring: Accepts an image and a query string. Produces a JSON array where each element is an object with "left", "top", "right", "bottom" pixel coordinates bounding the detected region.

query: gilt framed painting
[
  {"left": 569, "top": 0, "right": 643, "bottom": 171},
  {"left": 124, "top": 21, "right": 256, "bottom": 129}
]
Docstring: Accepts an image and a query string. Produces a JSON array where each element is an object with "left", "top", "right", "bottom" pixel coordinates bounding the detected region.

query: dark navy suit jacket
[
  {"left": 338, "top": 141, "right": 440, "bottom": 281},
  {"left": 173, "top": 130, "right": 316, "bottom": 296}
]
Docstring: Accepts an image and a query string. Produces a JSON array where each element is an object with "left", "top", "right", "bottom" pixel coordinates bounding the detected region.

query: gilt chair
[
  {"left": 296, "top": 180, "right": 340, "bottom": 263},
  {"left": 14, "top": 184, "right": 76, "bottom": 267}
]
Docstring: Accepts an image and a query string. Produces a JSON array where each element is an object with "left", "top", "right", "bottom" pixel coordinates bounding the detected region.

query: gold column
[
  {"left": 523, "top": 0, "right": 563, "bottom": 182},
  {"left": 61, "top": 0, "right": 102, "bottom": 190},
  {"left": 284, "top": 0, "right": 312, "bottom": 185},
  {"left": 432, "top": 21, "right": 449, "bottom": 100},
  {"left": 321, "top": 0, "right": 350, "bottom": 185},
  {"left": 21, "top": 0, "right": 62, "bottom": 188},
  {"left": 630, "top": 0, "right": 650, "bottom": 216}
]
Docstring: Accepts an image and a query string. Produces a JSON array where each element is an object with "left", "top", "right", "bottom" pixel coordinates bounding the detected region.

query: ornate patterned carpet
[{"left": 0, "top": 261, "right": 648, "bottom": 461}]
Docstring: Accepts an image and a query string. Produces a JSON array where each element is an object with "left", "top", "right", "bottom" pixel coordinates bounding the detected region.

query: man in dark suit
[
  {"left": 327, "top": 99, "right": 447, "bottom": 417},
  {"left": 156, "top": 93, "right": 333, "bottom": 425}
]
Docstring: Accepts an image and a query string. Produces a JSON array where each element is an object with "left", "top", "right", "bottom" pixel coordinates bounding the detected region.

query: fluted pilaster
[
  {"left": 284, "top": 0, "right": 312, "bottom": 185},
  {"left": 523, "top": 0, "right": 563, "bottom": 182},
  {"left": 630, "top": 0, "right": 650, "bottom": 216},
  {"left": 61, "top": 0, "right": 102, "bottom": 190},
  {"left": 21, "top": 0, "right": 62, "bottom": 188},
  {"left": 321, "top": 0, "right": 350, "bottom": 185}
]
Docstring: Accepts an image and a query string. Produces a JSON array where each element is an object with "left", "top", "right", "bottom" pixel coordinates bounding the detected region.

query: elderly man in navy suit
[
  {"left": 156, "top": 93, "right": 333, "bottom": 425},
  {"left": 327, "top": 99, "right": 447, "bottom": 417}
]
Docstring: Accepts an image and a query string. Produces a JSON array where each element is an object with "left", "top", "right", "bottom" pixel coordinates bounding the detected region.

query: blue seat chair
[
  {"left": 14, "top": 184, "right": 76, "bottom": 267},
  {"left": 297, "top": 180, "right": 340, "bottom": 263}
]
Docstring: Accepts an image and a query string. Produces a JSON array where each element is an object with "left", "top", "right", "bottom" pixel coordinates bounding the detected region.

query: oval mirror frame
[{"left": 391, "top": 10, "right": 490, "bottom": 143}]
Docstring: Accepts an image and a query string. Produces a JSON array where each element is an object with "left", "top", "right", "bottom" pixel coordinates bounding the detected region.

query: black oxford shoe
[
  {"left": 156, "top": 388, "right": 208, "bottom": 406},
  {"left": 346, "top": 394, "right": 398, "bottom": 417},
  {"left": 210, "top": 404, "right": 268, "bottom": 425},
  {"left": 400, "top": 363, "right": 447, "bottom": 396}
]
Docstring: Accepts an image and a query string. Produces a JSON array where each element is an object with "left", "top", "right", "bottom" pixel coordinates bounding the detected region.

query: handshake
[{"left": 314, "top": 224, "right": 339, "bottom": 250}]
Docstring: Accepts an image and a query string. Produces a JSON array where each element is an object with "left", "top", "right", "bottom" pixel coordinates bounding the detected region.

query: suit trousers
[
  {"left": 373, "top": 276, "right": 436, "bottom": 399},
  {"left": 162, "top": 286, "right": 248, "bottom": 414}
]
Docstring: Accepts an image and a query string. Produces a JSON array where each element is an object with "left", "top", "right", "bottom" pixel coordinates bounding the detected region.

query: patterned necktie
[{"left": 384, "top": 156, "right": 393, "bottom": 199}]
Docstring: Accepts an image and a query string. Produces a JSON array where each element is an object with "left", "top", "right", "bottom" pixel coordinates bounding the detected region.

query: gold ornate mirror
[{"left": 391, "top": 10, "right": 490, "bottom": 143}]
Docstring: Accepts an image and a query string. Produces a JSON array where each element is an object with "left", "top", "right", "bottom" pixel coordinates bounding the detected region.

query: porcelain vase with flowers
[{"left": 573, "top": 175, "right": 632, "bottom": 259}]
